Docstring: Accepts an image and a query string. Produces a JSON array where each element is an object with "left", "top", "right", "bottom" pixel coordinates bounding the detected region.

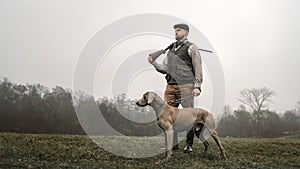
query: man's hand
[
  {"left": 192, "top": 88, "right": 201, "bottom": 96},
  {"left": 148, "top": 56, "right": 155, "bottom": 65}
]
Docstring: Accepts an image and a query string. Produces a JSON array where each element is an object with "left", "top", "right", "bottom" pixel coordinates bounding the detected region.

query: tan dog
[{"left": 136, "top": 91, "right": 227, "bottom": 160}]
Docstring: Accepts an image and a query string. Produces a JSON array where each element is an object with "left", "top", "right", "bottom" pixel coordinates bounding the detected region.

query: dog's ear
[{"left": 147, "top": 92, "right": 156, "bottom": 104}]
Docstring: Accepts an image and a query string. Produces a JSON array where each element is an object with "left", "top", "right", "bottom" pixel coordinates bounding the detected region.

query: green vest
[{"left": 166, "top": 41, "right": 195, "bottom": 84}]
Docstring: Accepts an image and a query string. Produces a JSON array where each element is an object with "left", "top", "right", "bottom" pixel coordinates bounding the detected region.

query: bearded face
[{"left": 175, "top": 28, "right": 188, "bottom": 41}]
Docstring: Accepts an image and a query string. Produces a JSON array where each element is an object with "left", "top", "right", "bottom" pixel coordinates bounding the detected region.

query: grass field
[{"left": 0, "top": 133, "right": 299, "bottom": 169}]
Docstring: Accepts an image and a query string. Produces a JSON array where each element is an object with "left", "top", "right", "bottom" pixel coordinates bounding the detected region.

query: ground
[{"left": 0, "top": 133, "right": 299, "bottom": 169}]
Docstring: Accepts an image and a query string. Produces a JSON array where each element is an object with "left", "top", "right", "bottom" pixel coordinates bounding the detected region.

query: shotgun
[{"left": 148, "top": 43, "right": 213, "bottom": 62}]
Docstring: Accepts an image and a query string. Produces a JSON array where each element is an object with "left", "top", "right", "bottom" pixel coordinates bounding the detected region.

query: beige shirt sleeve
[
  {"left": 188, "top": 44, "right": 203, "bottom": 90},
  {"left": 153, "top": 57, "right": 168, "bottom": 74}
]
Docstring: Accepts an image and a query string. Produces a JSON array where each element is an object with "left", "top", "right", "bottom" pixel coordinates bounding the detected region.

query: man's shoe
[
  {"left": 184, "top": 144, "right": 192, "bottom": 153},
  {"left": 172, "top": 145, "right": 179, "bottom": 151}
]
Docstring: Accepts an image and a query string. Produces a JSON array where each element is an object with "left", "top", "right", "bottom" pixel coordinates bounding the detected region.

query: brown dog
[{"left": 136, "top": 91, "right": 227, "bottom": 160}]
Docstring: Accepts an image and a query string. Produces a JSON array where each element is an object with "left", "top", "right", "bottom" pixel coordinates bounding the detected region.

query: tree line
[
  {"left": 218, "top": 88, "right": 300, "bottom": 137},
  {"left": 0, "top": 77, "right": 299, "bottom": 137},
  {"left": 0, "top": 77, "right": 160, "bottom": 136}
]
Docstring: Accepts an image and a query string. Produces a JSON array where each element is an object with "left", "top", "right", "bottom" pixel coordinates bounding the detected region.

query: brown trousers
[{"left": 164, "top": 83, "right": 195, "bottom": 147}]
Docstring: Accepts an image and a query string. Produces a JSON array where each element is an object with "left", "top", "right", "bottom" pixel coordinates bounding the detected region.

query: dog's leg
[
  {"left": 195, "top": 124, "right": 209, "bottom": 156},
  {"left": 211, "top": 130, "right": 227, "bottom": 160},
  {"left": 163, "top": 131, "right": 167, "bottom": 151},
  {"left": 165, "top": 127, "right": 174, "bottom": 160},
  {"left": 172, "top": 131, "right": 179, "bottom": 150},
  {"left": 203, "top": 141, "right": 209, "bottom": 156}
]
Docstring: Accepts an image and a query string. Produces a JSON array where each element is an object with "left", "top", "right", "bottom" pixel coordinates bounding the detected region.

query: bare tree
[
  {"left": 238, "top": 87, "right": 275, "bottom": 112},
  {"left": 238, "top": 87, "right": 275, "bottom": 136}
]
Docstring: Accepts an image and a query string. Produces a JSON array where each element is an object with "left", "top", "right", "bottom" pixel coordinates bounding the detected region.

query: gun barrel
[
  {"left": 198, "top": 48, "right": 213, "bottom": 53},
  {"left": 148, "top": 44, "right": 212, "bottom": 62}
]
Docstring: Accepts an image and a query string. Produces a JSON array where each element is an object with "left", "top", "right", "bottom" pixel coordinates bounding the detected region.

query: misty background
[{"left": 1, "top": 0, "right": 300, "bottom": 113}]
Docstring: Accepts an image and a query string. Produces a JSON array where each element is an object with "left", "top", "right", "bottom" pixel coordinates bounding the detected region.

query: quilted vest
[{"left": 165, "top": 41, "right": 195, "bottom": 84}]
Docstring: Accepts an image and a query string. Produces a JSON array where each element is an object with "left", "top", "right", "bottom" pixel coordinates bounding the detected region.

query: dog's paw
[
  {"left": 222, "top": 154, "right": 228, "bottom": 160},
  {"left": 155, "top": 159, "right": 162, "bottom": 165}
]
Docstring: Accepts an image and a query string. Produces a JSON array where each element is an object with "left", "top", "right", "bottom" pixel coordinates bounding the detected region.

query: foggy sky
[{"left": 1, "top": 0, "right": 300, "bottom": 113}]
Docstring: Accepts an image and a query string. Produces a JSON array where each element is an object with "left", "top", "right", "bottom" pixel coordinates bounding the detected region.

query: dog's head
[{"left": 136, "top": 91, "right": 156, "bottom": 107}]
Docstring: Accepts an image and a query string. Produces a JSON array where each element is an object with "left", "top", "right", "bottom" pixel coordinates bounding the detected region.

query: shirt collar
[{"left": 175, "top": 38, "right": 188, "bottom": 47}]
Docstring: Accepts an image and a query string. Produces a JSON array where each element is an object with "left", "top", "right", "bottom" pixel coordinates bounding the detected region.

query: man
[{"left": 148, "top": 23, "right": 203, "bottom": 153}]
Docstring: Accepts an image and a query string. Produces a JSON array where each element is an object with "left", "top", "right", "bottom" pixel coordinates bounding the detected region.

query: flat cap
[{"left": 173, "top": 23, "right": 189, "bottom": 31}]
